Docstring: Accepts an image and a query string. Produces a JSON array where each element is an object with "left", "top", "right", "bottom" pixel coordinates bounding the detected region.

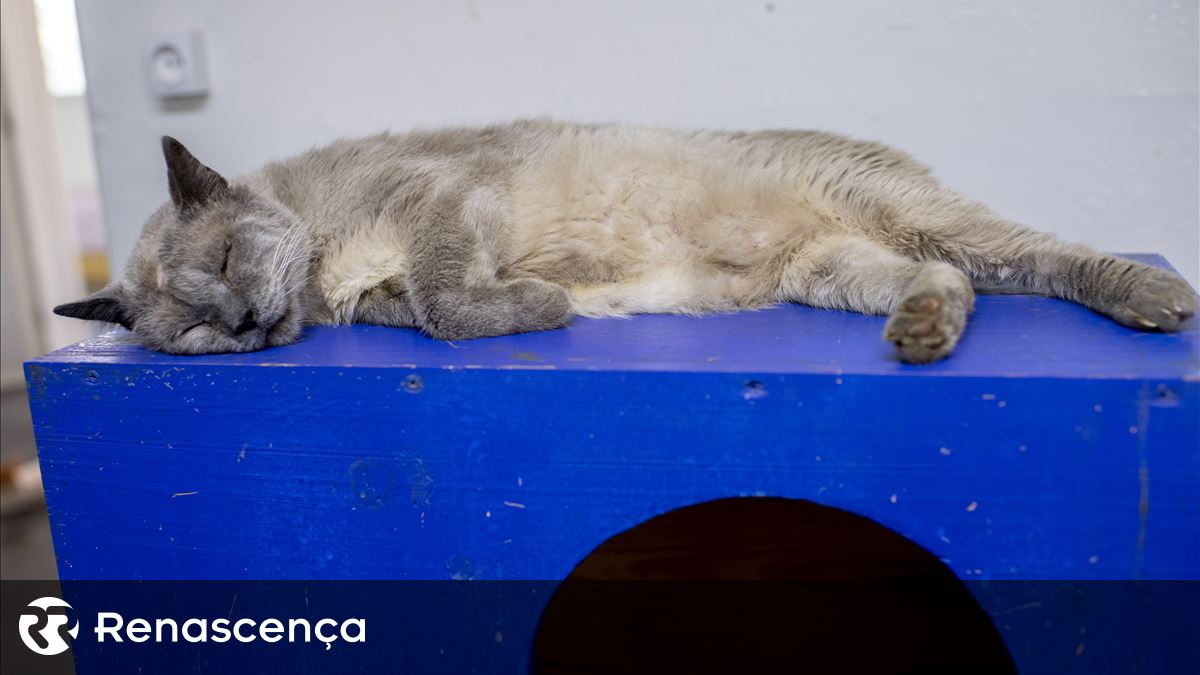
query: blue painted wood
[
  {"left": 25, "top": 253, "right": 1199, "bottom": 581},
  {"left": 22, "top": 254, "right": 1200, "bottom": 669},
  {"left": 32, "top": 254, "right": 1196, "bottom": 381}
]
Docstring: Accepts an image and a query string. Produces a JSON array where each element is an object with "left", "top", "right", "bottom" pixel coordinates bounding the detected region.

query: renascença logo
[
  {"left": 16, "top": 597, "right": 365, "bottom": 655},
  {"left": 18, "top": 597, "right": 79, "bottom": 656}
]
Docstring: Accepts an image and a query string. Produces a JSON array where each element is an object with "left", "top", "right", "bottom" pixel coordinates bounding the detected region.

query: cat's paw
[
  {"left": 508, "top": 278, "right": 573, "bottom": 331},
  {"left": 884, "top": 288, "right": 969, "bottom": 364},
  {"left": 1108, "top": 267, "right": 1196, "bottom": 332},
  {"left": 420, "top": 278, "right": 573, "bottom": 341}
]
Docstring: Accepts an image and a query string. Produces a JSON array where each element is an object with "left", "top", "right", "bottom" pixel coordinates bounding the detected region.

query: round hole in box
[{"left": 532, "top": 496, "right": 1015, "bottom": 674}]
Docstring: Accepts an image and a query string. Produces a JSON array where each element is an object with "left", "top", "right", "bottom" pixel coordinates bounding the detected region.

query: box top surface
[{"left": 31, "top": 255, "right": 1198, "bottom": 380}]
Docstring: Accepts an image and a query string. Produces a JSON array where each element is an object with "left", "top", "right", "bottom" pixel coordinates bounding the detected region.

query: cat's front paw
[
  {"left": 508, "top": 278, "right": 573, "bottom": 331},
  {"left": 1109, "top": 267, "right": 1196, "bottom": 332},
  {"left": 884, "top": 288, "right": 969, "bottom": 364}
]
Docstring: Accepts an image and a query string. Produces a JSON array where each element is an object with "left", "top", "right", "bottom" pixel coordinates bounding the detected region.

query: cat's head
[{"left": 54, "top": 137, "right": 311, "bottom": 354}]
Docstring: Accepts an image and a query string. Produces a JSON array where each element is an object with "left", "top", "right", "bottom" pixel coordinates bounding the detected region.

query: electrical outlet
[{"left": 145, "top": 32, "right": 209, "bottom": 99}]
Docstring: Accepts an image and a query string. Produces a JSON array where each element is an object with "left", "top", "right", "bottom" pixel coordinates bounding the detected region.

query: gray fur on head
[
  {"left": 55, "top": 137, "right": 311, "bottom": 353},
  {"left": 54, "top": 121, "right": 1196, "bottom": 363}
]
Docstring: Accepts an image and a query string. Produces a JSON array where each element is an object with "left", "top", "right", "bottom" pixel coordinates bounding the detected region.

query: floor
[{"left": 1, "top": 389, "right": 58, "bottom": 580}]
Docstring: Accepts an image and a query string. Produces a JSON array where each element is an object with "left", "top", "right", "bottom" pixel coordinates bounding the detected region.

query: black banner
[{"left": 3, "top": 581, "right": 1198, "bottom": 674}]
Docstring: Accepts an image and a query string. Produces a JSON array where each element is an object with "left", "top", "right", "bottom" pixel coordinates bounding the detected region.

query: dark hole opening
[{"left": 532, "top": 497, "right": 1015, "bottom": 674}]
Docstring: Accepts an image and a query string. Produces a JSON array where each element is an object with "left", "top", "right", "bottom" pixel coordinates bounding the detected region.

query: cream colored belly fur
[
  {"left": 321, "top": 127, "right": 828, "bottom": 321},
  {"left": 507, "top": 127, "right": 824, "bottom": 317},
  {"left": 319, "top": 222, "right": 408, "bottom": 323}
]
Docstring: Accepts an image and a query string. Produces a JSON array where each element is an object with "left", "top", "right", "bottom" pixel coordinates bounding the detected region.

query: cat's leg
[
  {"left": 409, "top": 277, "right": 572, "bottom": 340},
  {"left": 401, "top": 190, "right": 573, "bottom": 341},
  {"left": 884, "top": 264, "right": 976, "bottom": 364},
  {"left": 874, "top": 188, "right": 1197, "bottom": 331},
  {"left": 778, "top": 234, "right": 974, "bottom": 363}
]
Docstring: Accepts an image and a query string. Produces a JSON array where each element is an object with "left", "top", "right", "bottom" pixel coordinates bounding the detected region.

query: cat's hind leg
[
  {"left": 873, "top": 188, "right": 1197, "bottom": 331},
  {"left": 883, "top": 263, "right": 975, "bottom": 364},
  {"left": 778, "top": 234, "right": 974, "bottom": 363}
]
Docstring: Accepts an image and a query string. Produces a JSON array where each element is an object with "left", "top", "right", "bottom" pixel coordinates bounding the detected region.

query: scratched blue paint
[{"left": 21, "top": 254, "right": 1200, "bottom": 669}]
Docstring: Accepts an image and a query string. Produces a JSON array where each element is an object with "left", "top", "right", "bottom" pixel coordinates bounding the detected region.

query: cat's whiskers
[
  {"left": 282, "top": 270, "right": 314, "bottom": 297},
  {"left": 272, "top": 245, "right": 315, "bottom": 300},
  {"left": 269, "top": 219, "right": 305, "bottom": 277},
  {"left": 281, "top": 229, "right": 311, "bottom": 280},
  {"left": 277, "top": 243, "right": 310, "bottom": 292},
  {"left": 273, "top": 228, "right": 299, "bottom": 274},
  {"left": 268, "top": 223, "right": 289, "bottom": 272}
]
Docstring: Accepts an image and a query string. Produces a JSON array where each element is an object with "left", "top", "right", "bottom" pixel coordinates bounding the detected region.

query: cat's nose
[{"left": 233, "top": 310, "right": 257, "bottom": 335}]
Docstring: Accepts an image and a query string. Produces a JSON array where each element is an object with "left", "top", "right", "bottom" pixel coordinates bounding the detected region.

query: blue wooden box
[{"left": 24, "top": 254, "right": 1199, "bottom": 672}]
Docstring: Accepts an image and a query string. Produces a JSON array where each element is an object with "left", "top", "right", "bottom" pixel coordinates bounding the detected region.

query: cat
[{"left": 54, "top": 119, "right": 1196, "bottom": 363}]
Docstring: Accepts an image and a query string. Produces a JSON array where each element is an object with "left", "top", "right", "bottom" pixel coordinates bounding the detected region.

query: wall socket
[{"left": 145, "top": 31, "right": 209, "bottom": 99}]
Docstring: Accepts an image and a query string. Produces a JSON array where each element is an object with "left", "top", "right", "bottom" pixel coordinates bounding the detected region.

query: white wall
[
  {"left": 77, "top": 0, "right": 1199, "bottom": 286},
  {"left": 1, "top": 0, "right": 90, "bottom": 364}
]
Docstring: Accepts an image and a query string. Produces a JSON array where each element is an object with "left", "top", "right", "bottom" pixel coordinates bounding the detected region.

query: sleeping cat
[{"left": 54, "top": 120, "right": 1195, "bottom": 363}]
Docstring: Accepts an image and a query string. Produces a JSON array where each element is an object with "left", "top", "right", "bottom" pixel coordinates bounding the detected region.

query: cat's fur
[{"left": 55, "top": 120, "right": 1196, "bottom": 362}]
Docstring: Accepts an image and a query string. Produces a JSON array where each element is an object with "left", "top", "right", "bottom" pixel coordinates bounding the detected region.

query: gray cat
[{"left": 55, "top": 120, "right": 1195, "bottom": 363}]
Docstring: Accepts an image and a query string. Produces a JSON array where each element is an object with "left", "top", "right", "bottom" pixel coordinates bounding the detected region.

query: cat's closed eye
[
  {"left": 176, "top": 321, "right": 209, "bottom": 340},
  {"left": 219, "top": 241, "right": 232, "bottom": 280}
]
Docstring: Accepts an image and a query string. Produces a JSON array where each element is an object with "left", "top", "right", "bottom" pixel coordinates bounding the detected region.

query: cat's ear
[
  {"left": 162, "top": 136, "right": 229, "bottom": 215},
  {"left": 53, "top": 284, "right": 134, "bottom": 330}
]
